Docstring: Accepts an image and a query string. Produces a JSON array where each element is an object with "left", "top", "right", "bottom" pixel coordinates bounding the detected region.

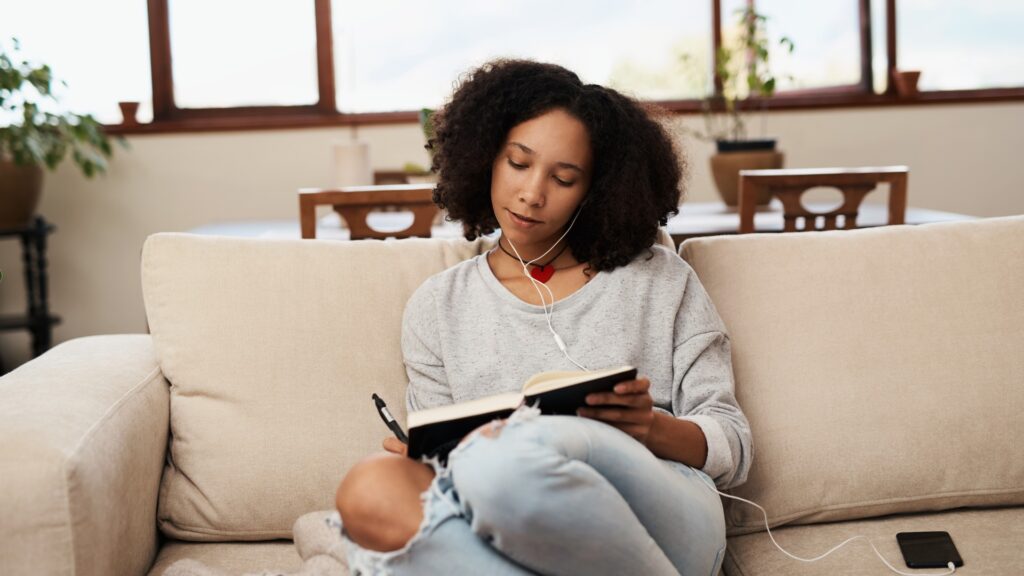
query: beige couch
[{"left": 1, "top": 216, "right": 1022, "bottom": 575}]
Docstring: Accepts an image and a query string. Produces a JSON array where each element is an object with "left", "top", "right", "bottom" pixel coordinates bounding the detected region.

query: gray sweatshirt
[{"left": 401, "top": 243, "right": 752, "bottom": 489}]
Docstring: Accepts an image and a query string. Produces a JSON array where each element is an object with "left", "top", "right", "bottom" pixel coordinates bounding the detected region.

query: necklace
[{"left": 497, "top": 238, "right": 571, "bottom": 283}]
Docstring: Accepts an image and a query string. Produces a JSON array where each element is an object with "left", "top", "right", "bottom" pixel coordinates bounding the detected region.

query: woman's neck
[{"left": 492, "top": 236, "right": 582, "bottom": 277}]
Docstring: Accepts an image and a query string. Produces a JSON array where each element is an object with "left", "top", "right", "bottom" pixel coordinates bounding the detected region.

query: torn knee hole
[{"left": 479, "top": 420, "right": 507, "bottom": 438}]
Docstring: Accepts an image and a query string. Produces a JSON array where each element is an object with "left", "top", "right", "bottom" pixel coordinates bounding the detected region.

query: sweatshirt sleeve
[
  {"left": 401, "top": 279, "right": 454, "bottom": 412},
  {"left": 671, "top": 272, "right": 753, "bottom": 490}
]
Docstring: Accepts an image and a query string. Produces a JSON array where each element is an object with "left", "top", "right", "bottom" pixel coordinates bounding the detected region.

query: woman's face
[{"left": 491, "top": 108, "right": 592, "bottom": 252}]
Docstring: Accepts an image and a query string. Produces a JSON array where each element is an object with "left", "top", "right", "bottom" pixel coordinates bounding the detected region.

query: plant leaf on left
[{"left": 0, "top": 37, "right": 125, "bottom": 177}]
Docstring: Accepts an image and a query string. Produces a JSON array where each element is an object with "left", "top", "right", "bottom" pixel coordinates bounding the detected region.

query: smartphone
[{"left": 896, "top": 531, "right": 963, "bottom": 569}]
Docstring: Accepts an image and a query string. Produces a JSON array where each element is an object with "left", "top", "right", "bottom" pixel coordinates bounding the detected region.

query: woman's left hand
[{"left": 577, "top": 377, "right": 656, "bottom": 445}]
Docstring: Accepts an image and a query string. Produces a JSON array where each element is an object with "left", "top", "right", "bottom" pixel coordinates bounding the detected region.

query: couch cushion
[
  {"left": 142, "top": 234, "right": 493, "bottom": 541},
  {"left": 679, "top": 216, "right": 1024, "bottom": 535},
  {"left": 148, "top": 540, "right": 306, "bottom": 575},
  {"left": 724, "top": 506, "right": 1024, "bottom": 576}
]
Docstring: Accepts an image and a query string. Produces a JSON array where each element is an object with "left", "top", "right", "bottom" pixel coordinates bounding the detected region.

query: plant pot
[
  {"left": 716, "top": 139, "right": 777, "bottom": 153},
  {"left": 710, "top": 142, "right": 784, "bottom": 206},
  {"left": 893, "top": 70, "right": 921, "bottom": 97},
  {"left": 0, "top": 160, "right": 43, "bottom": 228},
  {"left": 119, "top": 101, "right": 141, "bottom": 125}
]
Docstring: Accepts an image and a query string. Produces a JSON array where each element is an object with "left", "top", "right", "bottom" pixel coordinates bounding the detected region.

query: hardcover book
[{"left": 407, "top": 365, "right": 637, "bottom": 460}]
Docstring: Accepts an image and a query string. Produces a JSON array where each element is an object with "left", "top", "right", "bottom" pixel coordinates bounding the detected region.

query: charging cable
[
  {"left": 504, "top": 208, "right": 589, "bottom": 371},
  {"left": 692, "top": 472, "right": 956, "bottom": 575}
]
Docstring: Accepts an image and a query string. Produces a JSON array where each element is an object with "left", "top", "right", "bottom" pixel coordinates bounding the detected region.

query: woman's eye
[
  {"left": 554, "top": 177, "right": 575, "bottom": 187},
  {"left": 507, "top": 158, "right": 527, "bottom": 169}
]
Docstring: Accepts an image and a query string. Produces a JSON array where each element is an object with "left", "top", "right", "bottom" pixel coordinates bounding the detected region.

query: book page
[
  {"left": 521, "top": 365, "right": 634, "bottom": 395},
  {"left": 520, "top": 370, "right": 587, "bottom": 391},
  {"left": 407, "top": 392, "right": 523, "bottom": 429}
]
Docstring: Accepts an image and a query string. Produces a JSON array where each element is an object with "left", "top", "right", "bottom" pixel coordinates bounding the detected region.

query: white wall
[{"left": 1, "top": 102, "right": 1022, "bottom": 369}]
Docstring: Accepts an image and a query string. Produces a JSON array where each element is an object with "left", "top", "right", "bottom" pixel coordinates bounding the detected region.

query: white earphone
[
  {"left": 503, "top": 206, "right": 590, "bottom": 371},
  {"left": 691, "top": 468, "right": 957, "bottom": 575}
]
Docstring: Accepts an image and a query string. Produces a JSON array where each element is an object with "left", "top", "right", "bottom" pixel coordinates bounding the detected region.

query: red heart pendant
[{"left": 530, "top": 264, "right": 555, "bottom": 283}]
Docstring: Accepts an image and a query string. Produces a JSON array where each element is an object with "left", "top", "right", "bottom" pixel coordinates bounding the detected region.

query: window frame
[
  {"left": 146, "top": 0, "right": 342, "bottom": 122},
  {"left": 112, "top": 0, "right": 1024, "bottom": 135}
]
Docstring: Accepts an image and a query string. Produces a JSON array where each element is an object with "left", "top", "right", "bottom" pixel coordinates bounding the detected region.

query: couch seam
[
  {"left": 724, "top": 546, "right": 747, "bottom": 576},
  {"left": 159, "top": 520, "right": 293, "bottom": 538},
  {"left": 730, "top": 486, "right": 1024, "bottom": 531},
  {"left": 62, "top": 362, "right": 164, "bottom": 575}
]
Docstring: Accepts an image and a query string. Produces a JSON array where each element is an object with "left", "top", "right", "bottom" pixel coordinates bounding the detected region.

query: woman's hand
[
  {"left": 577, "top": 377, "right": 656, "bottom": 445},
  {"left": 382, "top": 436, "right": 408, "bottom": 457}
]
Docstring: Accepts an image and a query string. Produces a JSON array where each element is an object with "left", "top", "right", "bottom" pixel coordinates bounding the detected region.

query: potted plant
[
  {"left": 0, "top": 38, "right": 123, "bottom": 228},
  {"left": 684, "top": 6, "right": 793, "bottom": 206},
  {"left": 401, "top": 108, "right": 437, "bottom": 184}
]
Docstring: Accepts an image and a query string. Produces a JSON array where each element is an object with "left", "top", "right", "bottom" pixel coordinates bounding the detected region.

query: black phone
[{"left": 896, "top": 531, "right": 963, "bottom": 569}]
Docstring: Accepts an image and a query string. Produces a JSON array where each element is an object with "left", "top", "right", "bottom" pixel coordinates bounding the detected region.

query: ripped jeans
[{"left": 341, "top": 408, "right": 727, "bottom": 576}]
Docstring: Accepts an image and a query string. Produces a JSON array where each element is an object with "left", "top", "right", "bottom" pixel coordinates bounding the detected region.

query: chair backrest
[
  {"left": 738, "top": 166, "right": 908, "bottom": 233},
  {"left": 298, "top": 184, "right": 439, "bottom": 239}
]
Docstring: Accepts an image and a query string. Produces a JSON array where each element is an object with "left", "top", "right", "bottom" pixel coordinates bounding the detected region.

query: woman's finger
[
  {"left": 613, "top": 378, "right": 651, "bottom": 395},
  {"left": 382, "top": 436, "right": 408, "bottom": 456},
  {"left": 577, "top": 406, "right": 652, "bottom": 424},
  {"left": 585, "top": 389, "right": 654, "bottom": 408}
]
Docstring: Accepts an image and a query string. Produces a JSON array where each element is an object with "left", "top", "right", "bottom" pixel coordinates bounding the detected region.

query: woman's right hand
[{"left": 382, "top": 436, "right": 408, "bottom": 457}]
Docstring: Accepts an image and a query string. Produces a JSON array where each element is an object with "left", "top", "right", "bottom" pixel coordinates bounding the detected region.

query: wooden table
[
  {"left": 188, "top": 202, "right": 974, "bottom": 247},
  {"left": 667, "top": 201, "right": 974, "bottom": 244}
]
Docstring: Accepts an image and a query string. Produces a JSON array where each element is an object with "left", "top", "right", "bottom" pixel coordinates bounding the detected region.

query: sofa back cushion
[
  {"left": 141, "top": 233, "right": 492, "bottom": 541},
  {"left": 679, "top": 216, "right": 1024, "bottom": 535}
]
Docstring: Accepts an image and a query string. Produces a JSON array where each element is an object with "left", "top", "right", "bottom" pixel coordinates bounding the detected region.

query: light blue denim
[{"left": 342, "top": 408, "right": 727, "bottom": 576}]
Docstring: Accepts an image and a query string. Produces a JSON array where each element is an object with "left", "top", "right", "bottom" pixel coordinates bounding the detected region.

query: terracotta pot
[
  {"left": 0, "top": 160, "right": 43, "bottom": 228},
  {"left": 894, "top": 70, "right": 921, "bottom": 97},
  {"left": 119, "top": 101, "right": 141, "bottom": 125},
  {"left": 710, "top": 150, "right": 785, "bottom": 206}
]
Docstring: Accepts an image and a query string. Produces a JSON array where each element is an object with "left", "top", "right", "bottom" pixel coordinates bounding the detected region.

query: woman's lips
[{"left": 508, "top": 209, "right": 542, "bottom": 227}]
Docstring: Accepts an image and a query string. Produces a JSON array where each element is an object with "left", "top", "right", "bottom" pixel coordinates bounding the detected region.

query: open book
[{"left": 407, "top": 365, "right": 637, "bottom": 460}]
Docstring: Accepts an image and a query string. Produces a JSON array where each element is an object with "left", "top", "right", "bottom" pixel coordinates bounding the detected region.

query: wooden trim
[
  {"left": 712, "top": 0, "right": 723, "bottom": 96},
  {"left": 314, "top": 0, "right": 336, "bottom": 113},
  {"left": 651, "top": 87, "right": 1024, "bottom": 113},
  {"left": 886, "top": 0, "right": 897, "bottom": 96},
  {"left": 859, "top": 0, "right": 873, "bottom": 93},
  {"left": 146, "top": 0, "right": 173, "bottom": 120},
  {"left": 160, "top": 105, "right": 326, "bottom": 119},
  {"left": 106, "top": 110, "right": 418, "bottom": 135},
  {"left": 105, "top": 87, "right": 1024, "bottom": 135}
]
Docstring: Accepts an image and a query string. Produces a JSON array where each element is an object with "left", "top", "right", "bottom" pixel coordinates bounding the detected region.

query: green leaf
[{"left": 0, "top": 38, "right": 123, "bottom": 176}]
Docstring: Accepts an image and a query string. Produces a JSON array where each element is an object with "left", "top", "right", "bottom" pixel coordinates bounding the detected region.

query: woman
[{"left": 336, "top": 59, "right": 752, "bottom": 576}]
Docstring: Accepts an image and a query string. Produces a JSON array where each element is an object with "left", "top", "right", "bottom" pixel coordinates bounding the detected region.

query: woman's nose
[{"left": 517, "top": 170, "right": 546, "bottom": 207}]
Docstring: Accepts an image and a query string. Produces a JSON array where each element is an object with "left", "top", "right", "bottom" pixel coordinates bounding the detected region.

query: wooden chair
[
  {"left": 298, "top": 184, "right": 439, "bottom": 240},
  {"left": 738, "top": 166, "right": 908, "bottom": 233}
]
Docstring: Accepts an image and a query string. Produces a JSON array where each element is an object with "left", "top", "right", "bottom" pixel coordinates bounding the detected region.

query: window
[
  {"left": 69, "top": 0, "right": 1022, "bottom": 132},
  {"left": 2, "top": 0, "right": 152, "bottom": 124},
  {"left": 330, "top": 0, "right": 712, "bottom": 113},
  {"left": 724, "top": 0, "right": 864, "bottom": 92},
  {"left": 168, "top": 0, "right": 319, "bottom": 108},
  {"left": 897, "top": 0, "right": 1024, "bottom": 91}
]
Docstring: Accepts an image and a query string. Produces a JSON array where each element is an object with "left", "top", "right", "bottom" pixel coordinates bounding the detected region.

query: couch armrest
[{"left": 0, "top": 335, "right": 169, "bottom": 576}]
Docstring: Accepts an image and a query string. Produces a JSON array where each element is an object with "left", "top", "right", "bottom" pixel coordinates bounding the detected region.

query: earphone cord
[
  {"left": 504, "top": 208, "right": 589, "bottom": 371},
  {"left": 691, "top": 473, "right": 957, "bottom": 576}
]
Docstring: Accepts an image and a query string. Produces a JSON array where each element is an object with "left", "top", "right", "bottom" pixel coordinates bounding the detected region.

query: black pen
[{"left": 372, "top": 393, "right": 408, "bottom": 444}]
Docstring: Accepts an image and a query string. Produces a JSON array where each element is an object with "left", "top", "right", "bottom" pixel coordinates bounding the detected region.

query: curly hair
[{"left": 430, "top": 58, "right": 685, "bottom": 272}]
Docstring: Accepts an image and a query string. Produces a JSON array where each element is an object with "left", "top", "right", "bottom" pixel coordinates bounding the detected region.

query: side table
[{"left": 0, "top": 215, "right": 61, "bottom": 374}]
